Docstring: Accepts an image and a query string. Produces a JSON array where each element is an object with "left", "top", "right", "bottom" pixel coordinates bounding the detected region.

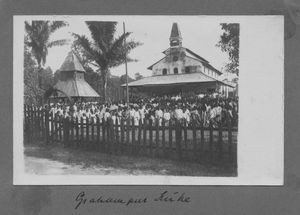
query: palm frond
[
  {"left": 24, "top": 21, "right": 33, "bottom": 36},
  {"left": 50, "top": 21, "right": 68, "bottom": 33},
  {"left": 85, "top": 21, "right": 117, "bottom": 53},
  {"left": 107, "top": 32, "right": 130, "bottom": 59},
  {"left": 47, "top": 39, "right": 69, "bottom": 48},
  {"left": 72, "top": 33, "right": 98, "bottom": 61}
]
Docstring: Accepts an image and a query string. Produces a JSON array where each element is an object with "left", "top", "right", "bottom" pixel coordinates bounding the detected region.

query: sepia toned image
[{"left": 14, "top": 16, "right": 283, "bottom": 185}]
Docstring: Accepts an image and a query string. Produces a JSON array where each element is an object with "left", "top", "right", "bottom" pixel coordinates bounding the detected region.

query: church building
[{"left": 125, "top": 23, "right": 234, "bottom": 97}]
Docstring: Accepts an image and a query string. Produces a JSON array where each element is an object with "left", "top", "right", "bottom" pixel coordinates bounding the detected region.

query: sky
[{"left": 40, "top": 16, "right": 230, "bottom": 79}]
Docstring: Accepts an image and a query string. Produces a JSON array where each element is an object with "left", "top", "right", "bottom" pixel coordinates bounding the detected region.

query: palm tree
[
  {"left": 72, "top": 21, "right": 141, "bottom": 101},
  {"left": 24, "top": 20, "right": 69, "bottom": 86}
]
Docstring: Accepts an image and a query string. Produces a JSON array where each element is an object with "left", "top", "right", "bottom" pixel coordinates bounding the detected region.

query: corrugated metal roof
[
  {"left": 59, "top": 51, "right": 85, "bottom": 73},
  {"left": 122, "top": 72, "right": 233, "bottom": 87},
  {"left": 53, "top": 79, "right": 100, "bottom": 97}
]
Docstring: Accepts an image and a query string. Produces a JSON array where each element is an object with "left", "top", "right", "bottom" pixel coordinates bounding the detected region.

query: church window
[
  {"left": 162, "top": 68, "right": 167, "bottom": 75},
  {"left": 185, "top": 66, "right": 190, "bottom": 74},
  {"left": 173, "top": 56, "right": 178, "bottom": 62},
  {"left": 174, "top": 67, "right": 178, "bottom": 74}
]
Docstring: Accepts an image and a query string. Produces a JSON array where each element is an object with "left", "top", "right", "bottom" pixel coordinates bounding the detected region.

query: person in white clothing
[
  {"left": 174, "top": 105, "right": 184, "bottom": 120},
  {"left": 138, "top": 105, "right": 145, "bottom": 124},
  {"left": 155, "top": 107, "right": 163, "bottom": 126},
  {"left": 133, "top": 106, "right": 141, "bottom": 126},
  {"left": 163, "top": 107, "right": 171, "bottom": 126},
  {"left": 182, "top": 106, "right": 191, "bottom": 126}
]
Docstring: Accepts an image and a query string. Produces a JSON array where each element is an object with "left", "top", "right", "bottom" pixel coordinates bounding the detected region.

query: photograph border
[{"left": 13, "top": 15, "right": 284, "bottom": 185}]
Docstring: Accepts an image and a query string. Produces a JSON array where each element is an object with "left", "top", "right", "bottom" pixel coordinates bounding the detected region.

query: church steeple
[{"left": 169, "top": 23, "right": 182, "bottom": 47}]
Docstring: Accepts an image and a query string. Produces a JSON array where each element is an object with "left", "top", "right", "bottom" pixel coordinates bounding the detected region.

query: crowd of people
[{"left": 44, "top": 94, "right": 238, "bottom": 128}]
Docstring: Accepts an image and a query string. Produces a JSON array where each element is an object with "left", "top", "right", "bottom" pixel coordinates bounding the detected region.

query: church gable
[
  {"left": 151, "top": 54, "right": 204, "bottom": 76},
  {"left": 147, "top": 23, "right": 222, "bottom": 78}
]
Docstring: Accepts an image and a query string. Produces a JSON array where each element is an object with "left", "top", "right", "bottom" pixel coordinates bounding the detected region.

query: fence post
[
  {"left": 63, "top": 116, "right": 69, "bottom": 146},
  {"left": 209, "top": 123, "right": 214, "bottom": 162},
  {"left": 109, "top": 118, "right": 114, "bottom": 154},
  {"left": 162, "top": 119, "right": 166, "bottom": 156},
  {"left": 168, "top": 119, "right": 173, "bottom": 154},
  {"left": 200, "top": 122, "right": 204, "bottom": 155},
  {"left": 59, "top": 115, "right": 63, "bottom": 143},
  {"left": 175, "top": 119, "right": 182, "bottom": 160},
  {"left": 218, "top": 122, "right": 223, "bottom": 161},
  {"left": 75, "top": 117, "right": 79, "bottom": 147},
  {"left": 24, "top": 106, "right": 29, "bottom": 143},
  {"left": 86, "top": 117, "right": 90, "bottom": 147},
  {"left": 120, "top": 118, "right": 124, "bottom": 153},
  {"left": 32, "top": 106, "right": 36, "bottom": 140},
  {"left": 53, "top": 115, "right": 57, "bottom": 142},
  {"left": 70, "top": 116, "right": 74, "bottom": 146},
  {"left": 45, "top": 109, "right": 49, "bottom": 145},
  {"left": 149, "top": 118, "right": 153, "bottom": 157},
  {"left": 41, "top": 108, "right": 45, "bottom": 139},
  {"left": 138, "top": 119, "right": 142, "bottom": 155},
  {"left": 192, "top": 119, "right": 197, "bottom": 159},
  {"left": 91, "top": 117, "right": 95, "bottom": 146},
  {"left": 96, "top": 116, "right": 100, "bottom": 150},
  {"left": 37, "top": 108, "right": 40, "bottom": 139},
  {"left": 80, "top": 117, "right": 84, "bottom": 146},
  {"left": 102, "top": 118, "right": 105, "bottom": 150},
  {"left": 49, "top": 113, "right": 53, "bottom": 143},
  {"left": 183, "top": 119, "right": 188, "bottom": 150},
  {"left": 143, "top": 119, "right": 147, "bottom": 154},
  {"left": 126, "top": 118, "right": 130, "bottom": 154},
  {"left": 106, "top": 119, "right": 110, "bottom": 152},
  {"left": 31, "top": 106, "right": 35, "bottom": 140},
  {"left": 115, "top": 118, "right": 120, "bottom": 154},
  {"left": 131, "top": 118, "right": 135, "bottom": 155},
  {"left": 155, "top": 118, "right": 159, "bottom": 157},
  {"left": 228, "top": 117, "right": 233, "bottom": 162}
]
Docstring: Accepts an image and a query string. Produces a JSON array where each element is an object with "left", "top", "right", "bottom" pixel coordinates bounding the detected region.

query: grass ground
[{"left": 24, "top": 143, "right": 237, "bottom": 176}]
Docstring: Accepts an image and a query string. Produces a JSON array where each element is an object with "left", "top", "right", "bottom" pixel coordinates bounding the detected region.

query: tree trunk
[
  {"left": 102, "top": 73, "right": 107, "bottom": 102},
  {"left": 37, "top": 64, "right": 42, "bottom": 88}
]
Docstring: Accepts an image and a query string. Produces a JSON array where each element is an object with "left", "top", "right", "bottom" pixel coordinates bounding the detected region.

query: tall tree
[
  {"left": 24, "top": 45, "right": 43, "bottom": 105},
  {"left": 216, "top": 23, "right": 239, "bottom": 76},
  {"left": 134, "top": 72, "right": 144, "bottom": 80},
  {"left": 24, "top": 20, "right": 69, "bottom": 86},
  {"left": 72, "top": 21, "right": 141, "bottom": 101}
]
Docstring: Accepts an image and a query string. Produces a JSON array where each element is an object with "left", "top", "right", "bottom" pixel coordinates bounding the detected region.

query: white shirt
[
  {"left": 104, "top": 112, "right": 111, "bottom": 121},
  {"left": 174, "top": 108, "right": 183, "bottom": 119},
  {"left": 129, "top": 109, "right": 135, "bottom": 118},
  {"left": 163, "top": 112, "right": 171, "bottom": 121},
  {"left": 133, "top": 110, "right": 140, "bottom": 126},
  {"left": 183, "top": 109, "right": 191, "bottom": 123},
  {"left": 155, "top": 109, "right": 163, "bottom": 119}
]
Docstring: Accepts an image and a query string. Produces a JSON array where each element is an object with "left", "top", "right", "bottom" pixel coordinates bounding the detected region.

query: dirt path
[
  {"left": 25, "top": 156, "right": 139, "bottom": 175},
  {"left": 24, "top": 144, "right": 237, "bottom": 176}
]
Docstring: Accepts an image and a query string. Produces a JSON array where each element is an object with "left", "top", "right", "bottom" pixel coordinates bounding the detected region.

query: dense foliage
[{"left": 217, "top": 23, "right": 239, "bottom": 76}]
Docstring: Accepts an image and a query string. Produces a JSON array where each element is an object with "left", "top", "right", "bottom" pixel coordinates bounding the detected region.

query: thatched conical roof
[
  {"left": 52, "top": 51, "right": 100, "bottom": 98},
  {"left": 59, "top": 51, "right": 85, "bottom": 73}
]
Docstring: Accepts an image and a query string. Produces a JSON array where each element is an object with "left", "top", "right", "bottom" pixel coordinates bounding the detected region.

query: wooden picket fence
[{"left": 24, "top": 105, "right": 237, "bottom": 163}]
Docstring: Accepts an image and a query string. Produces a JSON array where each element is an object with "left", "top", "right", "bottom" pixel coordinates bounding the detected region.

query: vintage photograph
[
  {"left": 14, "top": 15, "right": 283, "bottom": 185},
  {"left": 21, "top": 17, "right": 239, "bottom": 177}
]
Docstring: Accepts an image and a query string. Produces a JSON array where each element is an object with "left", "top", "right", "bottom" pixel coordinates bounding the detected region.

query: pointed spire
[
  {"left": 169, "top": 22, "right": 182, "bottom": 47},
  {"left": 59, "top": 50, "right": 85, "bottom": 73}
]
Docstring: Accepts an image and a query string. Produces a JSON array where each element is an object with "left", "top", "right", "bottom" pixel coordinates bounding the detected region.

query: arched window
[
  {"left": 185, "top": 66, "right": 190, "bottom": 74},
  {"left": 174, "top": 67, "right": 178, "bottom": 74},
  {"left": 162, "top": 68, "right": 167, "bottom": 75}
]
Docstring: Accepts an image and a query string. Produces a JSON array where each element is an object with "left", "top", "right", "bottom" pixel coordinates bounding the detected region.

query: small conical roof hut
[{"left": 53, "top": 51, "right": 100, "bottom": 98}]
